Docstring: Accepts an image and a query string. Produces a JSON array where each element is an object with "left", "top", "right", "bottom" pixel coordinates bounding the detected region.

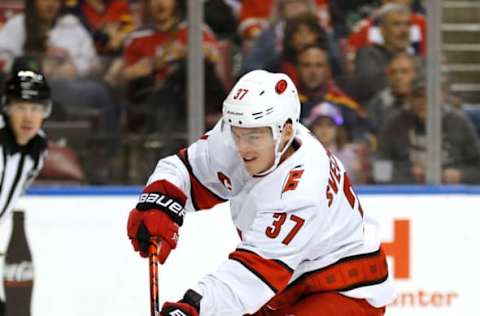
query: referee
[{"left": 0, "top": 69, "right": 51, "bottom": 315}]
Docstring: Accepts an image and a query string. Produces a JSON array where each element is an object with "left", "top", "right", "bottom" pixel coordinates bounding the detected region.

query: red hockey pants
[{"left": 250, "top": 292, "right": 386, "bottom": 316}]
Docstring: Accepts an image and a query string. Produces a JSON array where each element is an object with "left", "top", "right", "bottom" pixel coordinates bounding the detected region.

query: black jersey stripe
[{"left": 0, "top": 153, "right": 25, "bottom": 218}]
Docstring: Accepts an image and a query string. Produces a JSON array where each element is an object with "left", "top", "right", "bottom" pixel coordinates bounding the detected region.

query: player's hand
[
  {"left": 161, "top": 289, "right": 202, "bottom": 316},
  {"left": 127, "top": 180, "right": 187, "bottom": 263},
  {"left": 160, "top": 302, "right": 199, "bottom": 316},
  {"left": 127, "top": 209, "right": 178, "bottom": 261}
]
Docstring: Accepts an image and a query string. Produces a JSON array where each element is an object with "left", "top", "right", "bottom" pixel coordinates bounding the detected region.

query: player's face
[
  {"left": 6, "top": 101, "right": 45, "bottom": 145},
  {"left": 297, "top": 48, "right": 330, "bottom": 90},
  {"left": 35, "top": 0, "right": 61, "bottom": 23},
  {"left": 231, "top": 126, "right": 276, "bottom": 176}
]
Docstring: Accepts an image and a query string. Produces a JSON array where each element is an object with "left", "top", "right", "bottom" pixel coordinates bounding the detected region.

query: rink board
[{"left": 0, "top": 186, "right": 478, "bottom": 316}]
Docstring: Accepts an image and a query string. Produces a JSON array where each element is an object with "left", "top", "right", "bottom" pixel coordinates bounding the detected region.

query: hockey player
[
  {"left": 127, "top": 70, "right": 396, "bottom": 316},
  {"left": 0, "top": 69, "right": 51, "bottom": 315}
]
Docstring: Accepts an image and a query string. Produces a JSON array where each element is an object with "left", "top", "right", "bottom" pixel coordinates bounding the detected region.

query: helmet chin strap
[{"left": 254, "top": 128, "right": 295, "bottom": 177}]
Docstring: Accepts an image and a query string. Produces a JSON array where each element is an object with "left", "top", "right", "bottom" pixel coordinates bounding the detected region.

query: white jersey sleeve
[{"left": 146, "top": 120, "right": 240, "bottom": 213}]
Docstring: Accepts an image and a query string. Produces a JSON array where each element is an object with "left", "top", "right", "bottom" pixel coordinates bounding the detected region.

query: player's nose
[{"left": 236, "top": 138, "right": 251, "bottom": 155}]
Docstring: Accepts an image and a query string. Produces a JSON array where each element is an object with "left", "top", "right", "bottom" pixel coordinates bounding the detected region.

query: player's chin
[{"left": 243, "top": 162, "right": 258, "bottom": 176}]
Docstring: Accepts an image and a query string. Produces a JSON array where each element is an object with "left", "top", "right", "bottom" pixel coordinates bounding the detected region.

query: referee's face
[{"left": 6, "top": 101, "right": 45, "bottom": 145}]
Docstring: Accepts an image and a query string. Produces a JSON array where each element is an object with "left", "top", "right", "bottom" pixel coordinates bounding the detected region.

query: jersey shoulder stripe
[
  {"left": 177, "top": 148, "right": 227, "bottom": 211},
  {"left": 229, "top": 248, "right": 293, "bottom": 293}
]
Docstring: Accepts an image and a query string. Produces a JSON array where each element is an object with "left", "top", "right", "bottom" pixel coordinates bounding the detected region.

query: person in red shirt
[
  {"left": 120, "top": 0, "right": 224, "bottom": 136},
  {"left": 122, "top": 0, "right": 219, "bottom": 89},
  {"left": 239, "top": 0, "right": 329, "bottom": 41},
  {"left": 346, "top": 0, "right": 426, "bottom": 71},
  {"left": 67, "top": 0, "right": 136, "bottom": 55}
]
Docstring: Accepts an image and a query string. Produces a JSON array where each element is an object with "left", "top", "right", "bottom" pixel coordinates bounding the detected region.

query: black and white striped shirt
[{"left": 0, "top": 114, "right": 47, "bottom": 222}]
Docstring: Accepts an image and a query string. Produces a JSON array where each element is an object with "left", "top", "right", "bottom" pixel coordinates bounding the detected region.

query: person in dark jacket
[
  {"left": 296, "top": 44, "right": 370, "bottom": 142},
  {"left": 366, "top": 52, "right": 418, "bottom": 134},
  {"left": 353, "top": 3, "right": 413, "bottom": 104},
  {"left": 376, "top": 79, "right": 480, "bottom": 184}
]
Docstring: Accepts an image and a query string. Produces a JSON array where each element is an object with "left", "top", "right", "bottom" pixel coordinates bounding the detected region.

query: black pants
[{"left": 0, "top": 298, "right": 5, "bottom": 316}]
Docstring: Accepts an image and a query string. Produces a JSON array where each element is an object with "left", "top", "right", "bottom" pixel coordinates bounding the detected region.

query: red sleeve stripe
[
  {"left": 177, "top": 148, "right": 227, "bottom": 211},
  {"left": 229, "top": 249, "right": 293, "bottom": 293}
]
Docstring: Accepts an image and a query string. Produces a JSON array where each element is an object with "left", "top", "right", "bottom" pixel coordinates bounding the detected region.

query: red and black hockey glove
[
  {"left": 127, "top": 180, "right": 187, "bottom": 263},
  {"left": 161, "top": 289, "right": 202, "bottom": 316}
]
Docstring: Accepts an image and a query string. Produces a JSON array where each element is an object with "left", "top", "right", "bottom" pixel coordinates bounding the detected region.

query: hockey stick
[{"left": 148, "top": 239, "right": 161, "bottom": 316}]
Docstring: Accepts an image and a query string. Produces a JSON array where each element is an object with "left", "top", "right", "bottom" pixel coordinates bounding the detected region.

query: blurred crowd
[{"left": 1, "top": 0, "right": 479, "bottom": 185}]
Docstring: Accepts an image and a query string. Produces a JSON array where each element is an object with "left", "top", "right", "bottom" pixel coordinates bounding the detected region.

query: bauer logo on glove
[
  {"left": 136, "top": 192, "right": 186, "bottom": 226},
  {"left": 138, "top": 193, "right": 185, "bottom": 216}
]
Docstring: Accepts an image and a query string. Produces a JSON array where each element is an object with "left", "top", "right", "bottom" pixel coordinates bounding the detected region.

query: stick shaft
[{"left": 148, "top": 241, "right": 160, "bottom": 316}]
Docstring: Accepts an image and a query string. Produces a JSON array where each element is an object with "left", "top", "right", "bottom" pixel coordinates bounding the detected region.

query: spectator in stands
[
  {"left": 240, "top": 0, "right": 343, "bottom": 76},
  {"left": 367, "top": 52, "right": 418, "bottom": 133},
  {"left": 66, "top": 0, "right": 136, "bottom": 56},
  {"left": 120, "top": 0, "right": 225, "bottom": 136},
  {"left": 204, "top": 0, "right": 238, "bottom": 41},
  {"left": 353, "top": 3, "right": 413, "bottom": 104},
  {"left": 238, "top": 0, "right": 328, "bottom": 42},
  {"left": 0, "top": 0, "right": 119, "bottom": 134},
  {"left": 306, "top": 102, "right": 369, "bottom": 184},
  {"left": 348, "top": 0, "right": 426, "bottom": 61},
  {"left": 296, "top": 44, "right": 369, "bottom": 141},
  {"left": 376, "top": 78, "right": 480, "bottom": 184},
  {"left": 266, "top": 13, "right": 327, "bottom": 82},
  {"left": 241, "top": 7, "right": 343, "bottom": 77},
  {"left": 0, "top": 0, "right": 98, "bottom": 76},
  {"left": 0, "top": 2, "right": 24, "bottom": 30}
]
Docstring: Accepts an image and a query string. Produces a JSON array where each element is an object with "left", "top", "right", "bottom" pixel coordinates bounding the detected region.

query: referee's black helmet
[{"left": 2, "top": 69, "right": 52, "bottom": 118}]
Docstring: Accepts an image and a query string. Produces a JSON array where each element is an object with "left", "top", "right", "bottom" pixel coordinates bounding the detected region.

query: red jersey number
[
  {"left": 265, "top": 212, "right": 305, "bottom": 245},
  {"left": 326, "top": 152, "right": 363, "bottom": 217}
]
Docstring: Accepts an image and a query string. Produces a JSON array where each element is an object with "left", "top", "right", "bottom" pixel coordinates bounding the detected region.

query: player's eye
[{"left": 248, "top": 135, "right": 260, "bottom": 141}]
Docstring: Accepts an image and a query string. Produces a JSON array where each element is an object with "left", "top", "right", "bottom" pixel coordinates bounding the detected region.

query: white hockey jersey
[{"left": 145, "top": 121, "right": 396, "bottom": 315}]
